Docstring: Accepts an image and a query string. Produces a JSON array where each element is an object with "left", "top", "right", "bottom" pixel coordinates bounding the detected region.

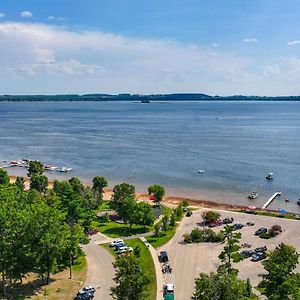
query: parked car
[
  {"left": 117, "top": 246, "right": 133, "bottom": 254},
  {"left": 255, "top": 227, "right": 267, "bottom": 236},
  {"left": 241, "top": 250, "right": 255, "bottom": 258},
  {"left": 76, "top": 285, "right": 95, "bottom": 300},
  {"left": 186, "top": 211, "right": 193, "bottom": 217},
  {"left": 208, "top": 220, "right": 223, "bottom": 227},
  {"left": 233, "top": 223, "right": 244, "bottom": 230},
  {"left": 110, "top": 239, "right": 124, "bottom": 247},
  {"left": 115, "top": 243, "right": 126, "bottom": 250},
  {"left": 159, "top": 251, "right": 169, "bottom": 262},
  {"left": 223, "top": 217, "right": 234, "bottom": 224},
  {"left": 251, "top": 252, "right": 267, "bottom": 262},
  {"left": 255, "top": 246, "right": 267, "bottom": 253},
  {"left": 75, "top": 292, "right": 94, "bottom": 300},
  {"left": 87, "top": 229, "right": 98, "bottom": 235},
  {"left": 246, "top": 222, "right": 255, "bottom": 226}
]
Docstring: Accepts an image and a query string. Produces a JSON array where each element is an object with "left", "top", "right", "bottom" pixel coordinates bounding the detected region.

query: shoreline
[{"left": 9, "top": 175, "right": 290, "bottom": 215}]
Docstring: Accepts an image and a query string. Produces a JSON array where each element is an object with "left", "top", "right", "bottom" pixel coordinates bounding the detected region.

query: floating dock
[{"left": 262, "top": 192, "right": 282, "bottom": 209}]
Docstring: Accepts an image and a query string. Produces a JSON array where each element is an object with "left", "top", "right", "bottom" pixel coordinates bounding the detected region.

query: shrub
[
  {"left": 183, "top": 228, "right": 223, "bottom": 243},
  {"left": 181, "top": 200, "right": 189, "bottom": 208},
  {"left": 183, "top": 233, "right": 192, "bottom": 243},
  {"left": 269, "top": 225, "right": 282, "bottom": 237},
  {"left": 191, "top": 228, "right": 202, "bottom": 242},
  {"left": 154, "top": 223, "right": 161, "bottom": 237},
  {"left": 260, "top": 232, "right": 271, "bottom": 239},
  {"left": 202, "top": 211, "right": 221, "bottom": 224},
  {"left": 133, "top": 245, "right": 141, "bottom": 258}
]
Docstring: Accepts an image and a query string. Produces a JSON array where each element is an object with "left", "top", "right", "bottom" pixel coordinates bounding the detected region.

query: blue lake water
[{"left": 0, "top": 101, "right": 299, "bottom": 211}]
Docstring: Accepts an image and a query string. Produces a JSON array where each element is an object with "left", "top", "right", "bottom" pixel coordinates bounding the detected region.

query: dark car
[
  {"left": 233, "top": 223, "right": 244, "bottom": 230},
  {"left": 255, "top": 246, "right": 267, "bottom": 253},
  {"left": 255, "top": 227, "right": 267, "bottom": 236},
  {"left": 159, "top": 251, "right": 169, "bottom": 262},
  {"left": 186, "top": 211, "right": 193, "bottom": 217},
  {"left": 251, "top": 252, "right": 267, "bottom": 262},
  {"left": 75, "top": 292, "right": 94, "bottom": 300},
  {"left": 209, "top": 220, "right": 223, "bottom": 227},
  {"left": 246, "top": 222, "right": 255, "bottom": 226},
  {"left": 241, "top": 250, "right": 255, "bottom": 258},
  {"left": 223, "top": 217, "right": 234, "bottom": 224}
]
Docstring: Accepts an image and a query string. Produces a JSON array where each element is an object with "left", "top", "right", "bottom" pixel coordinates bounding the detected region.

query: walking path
[{"left": 140, "top": 237, "right": 164, "bottom": 300}]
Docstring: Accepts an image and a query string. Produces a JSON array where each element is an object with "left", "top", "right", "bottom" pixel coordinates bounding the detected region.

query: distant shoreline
[{"left": 1, "top": 93, "right": 300, "bottom": 102}]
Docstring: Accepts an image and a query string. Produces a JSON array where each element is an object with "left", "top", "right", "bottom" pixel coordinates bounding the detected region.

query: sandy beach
[{"left": 8, "top": 175, "right": 294, "bottom": 215}]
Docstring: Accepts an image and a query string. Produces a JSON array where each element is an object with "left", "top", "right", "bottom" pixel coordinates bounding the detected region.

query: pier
[{"left": 262, "top": 192, "right": 282, "bottom": 209}]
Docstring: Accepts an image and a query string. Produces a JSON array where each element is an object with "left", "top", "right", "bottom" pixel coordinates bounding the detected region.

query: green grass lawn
[
  {"left": 145, "top": 225, "right": 177, "bottom": 249},
  {"left": 92, "top": 219, "right": 152, "bottom": 238},
  {"left": 101, "top": 239, "right": 156, "bottom": 300},
  {"left": 235, "top": 209, "right": 300, "bottom": 221}
]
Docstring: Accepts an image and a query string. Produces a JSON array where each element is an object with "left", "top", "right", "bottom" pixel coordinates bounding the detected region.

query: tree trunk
[
  {"left": 69, "top": 254, "right": 73, "bottom": 279},
  {"left": 46, "top": 271, "right": 50, "bottom": 285},
  {"left": 1, "top": 271, "right": 7, "bottom": 297}
]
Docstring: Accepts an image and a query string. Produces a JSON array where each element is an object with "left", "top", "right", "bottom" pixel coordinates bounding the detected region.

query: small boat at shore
[
  {"left": 266, "top": 172, "right": 274, "bottom": 180},
  {"left": 58, "top": 167, "right": 72, "bottom": 172},
  {"left": 198, "top": 169, "right": 205, "bottom": 173},
  {"left": 248, "top": 192, "right": 258, "bottom": 199}
]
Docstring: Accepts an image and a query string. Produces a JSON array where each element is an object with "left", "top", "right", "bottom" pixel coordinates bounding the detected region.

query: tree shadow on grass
[{"left": 4, "top": 278, "right": 55, "bottom": 300}]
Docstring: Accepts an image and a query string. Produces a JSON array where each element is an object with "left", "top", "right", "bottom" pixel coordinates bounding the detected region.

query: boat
[
  {"left": 198, "top": 169, "right": 205, "bottom": 173},
  {"left": 58, "top": 167, "right": 72, "bottom": 172},
  {"left": 297, "top": 199, "right": 300, "bottom": 206},
  {"left": 266, "top": 172, "right": 274, "bottom": 180},
  {"left": 248, "top": 192, "right": 258, "bottom": 199}
]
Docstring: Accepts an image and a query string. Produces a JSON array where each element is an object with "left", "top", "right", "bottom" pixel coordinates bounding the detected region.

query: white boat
[
  {"left": 248, "top": 192, "right": 258, "bottom": 199},
  {"left": 58, "top": 167, "right": 72, "bottom": 172},
  {"left": 266, "top": 172, "right": 274, "bottom": 180},
  {"left": 198, "top": 169, "right": 205, "bottom": 173}
]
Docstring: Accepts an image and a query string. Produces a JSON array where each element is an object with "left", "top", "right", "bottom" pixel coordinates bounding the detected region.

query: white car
[
  {"left": 117, "top": 246, "right": 133, "bottom": 254},
  {"left": 78, "top": 284, "right": 95, "bottom": 295},
  {"left": 110, "top": 239, "right": 124, "bottom": 247}
]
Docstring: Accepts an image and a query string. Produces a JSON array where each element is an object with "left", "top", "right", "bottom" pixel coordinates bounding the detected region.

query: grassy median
[{"left": 101, "top": 239, "right": 156, "bottom": 300}]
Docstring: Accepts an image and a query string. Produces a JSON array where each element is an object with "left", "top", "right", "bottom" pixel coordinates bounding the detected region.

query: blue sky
[{"left": 0, "top": 0, "right": 300, "bottom": 95}]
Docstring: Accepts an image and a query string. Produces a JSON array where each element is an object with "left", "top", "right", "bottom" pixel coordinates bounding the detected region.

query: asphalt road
[
  {"left": 160, "top": 209, "right": 300, "bottom": 300},
  {"left": 82, "top": 234, "right": 114, "bottom": 300}
]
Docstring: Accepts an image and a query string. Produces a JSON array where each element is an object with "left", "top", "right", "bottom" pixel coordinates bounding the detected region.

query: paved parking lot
[{"left": 160, "top": 209, "right": 300, "bottom": 300}]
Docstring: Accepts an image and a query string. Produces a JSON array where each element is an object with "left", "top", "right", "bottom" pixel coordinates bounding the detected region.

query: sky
[{"left": 0, "top": 0, "right": 300, "bottom": 95}]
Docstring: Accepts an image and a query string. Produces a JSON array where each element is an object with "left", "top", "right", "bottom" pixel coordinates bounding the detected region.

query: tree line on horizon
[{"left": 1, "top": 94, "right": 300, "bottom": 102}]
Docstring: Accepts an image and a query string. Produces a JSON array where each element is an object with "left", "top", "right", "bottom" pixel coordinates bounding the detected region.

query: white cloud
[
  {"left": 0, "top": 12, "right": 5, "bottom": 18},
  {"left": 48, "top": 16, "right": 66, "bottom": 21},
  {"left": 212, "top": 43, "right": 219, "bottom": 47},
  {"left": 20, "top": 11, "right": 33, "bottom": 18},
  {"left": 243, "top": 38, "right": 258, "bottom": 43},
  {"left": 287, "top": 40, "right": 300, "bottom": 46},
  {"left": 262, "top": 57, "right": 300, "bottom": 80},
  {"left": 0, "top": 22, "right": 298, "bottom": 95}
]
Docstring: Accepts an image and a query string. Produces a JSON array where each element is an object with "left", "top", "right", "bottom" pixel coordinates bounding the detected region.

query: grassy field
[
  {"left": 235, "top": 209, "right": 300, "bottom": 221},
  {"left": 3, "top": 256, "right": 87, "bottom": 300},
  {"left": 146, "top": 225, "right": 177, "bottom": 248},
  {"left": 101, "top": 239, "right": 156, "bottom": 300},
  {"left": 92, "top": 219, "right": 152, "bottom": 237}
]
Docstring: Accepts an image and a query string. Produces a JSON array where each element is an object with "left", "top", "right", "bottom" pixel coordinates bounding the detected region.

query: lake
[{"left": 0, "top": 101, "right": 299, "bottom": 211}]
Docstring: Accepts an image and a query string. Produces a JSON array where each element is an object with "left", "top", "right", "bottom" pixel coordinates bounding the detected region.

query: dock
[{"left": 262, "top": 192, "right": 282, "bottom": 209}]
